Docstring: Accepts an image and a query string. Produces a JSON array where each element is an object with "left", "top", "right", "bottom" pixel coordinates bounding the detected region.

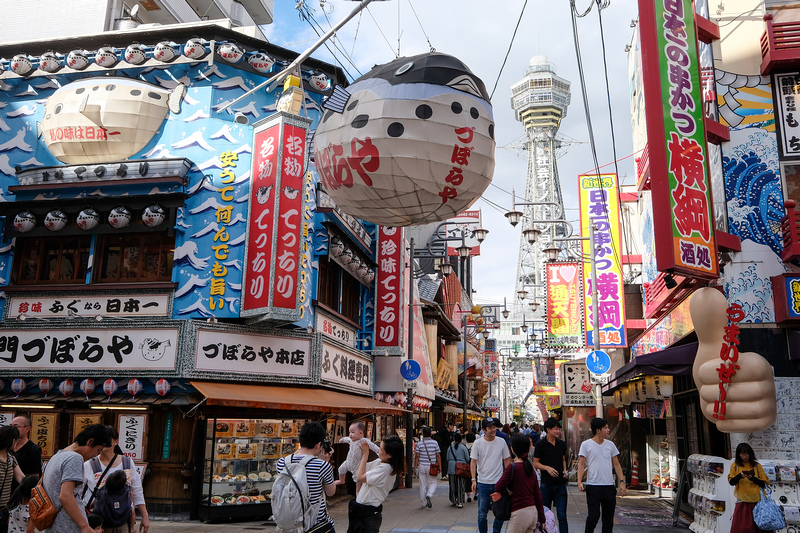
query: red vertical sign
[
  {"left": 272, "top": 123, "right": 308, "bottom": 310},
  {"left": 375, "top": 227, "right": 403, "bottom": 347},
  {"left": 243, "top": 122, "right": 280, "bottom": 312}
]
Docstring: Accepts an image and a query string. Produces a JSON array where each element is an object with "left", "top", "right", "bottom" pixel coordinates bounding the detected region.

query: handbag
[
  {"left": 490, "top": 462, "right": 515, "bottom": 521},
  {"left": 753, "top": 486, "right": 785, "bottom": 530},
  {"left": 451, "top": 445, "right": 471, "bottom": 479},
  {"left": 29, "top": 476, "right": 58, "bottom": 531},
  {"left": 422, "top": 438, "right": 440, "bottom": 476}
]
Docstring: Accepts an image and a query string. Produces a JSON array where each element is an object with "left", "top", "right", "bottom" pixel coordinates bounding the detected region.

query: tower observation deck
[{"left": 510, "top": 55, "right": 571, "bottom": 317}]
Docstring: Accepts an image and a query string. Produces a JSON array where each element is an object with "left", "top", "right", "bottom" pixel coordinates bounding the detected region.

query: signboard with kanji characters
[
  {"left": 775, "top": 72, "right": 800, "bottom": 157},
  {"left": 560, "top": 362, "right": 595, "bottom": 406},
  {"left": 194, "top": 329, "right": 311, "bottom": 378},
  {"left": 638, "top": 0, "right": 719, "bottom": 279},
  {"left": 319, "top": 342, "right": 372, "bottom": 394},
  {"left": 241, "top": 112, "right": 312, "bottom": 320},
  {"left": 446, "top": 210, "right": 483, "bottom": 257},
  {"left": 578, "top": 173, "right": 627, "bottom": 348},
  {"left": 375, "top": 227, "right": 404, "bottom": 348},
  {"left": 316, "top": 313, "right": 356, "bottom": 346},
  {"left": 118, "top": 413, "right": 148, "bottom": 461},
  {"left": 8, "top": 295, "right": 169, "bottom": 319},
  {"left": 483, "top": 350, "right": 498, "bottom": 382},
  {"left": 71, "top": 413, "right": 102, "bottom": 441},
  {"left": 0, "top": 328, "right": 179, "bottom": 370},
  {"left": 32, "top": 412, "right": 58, "bottom": 459},
  {"left": 546, "top": 262, "right": 584, "bottom": 348}
]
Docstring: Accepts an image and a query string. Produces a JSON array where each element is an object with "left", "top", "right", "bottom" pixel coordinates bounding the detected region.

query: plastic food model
[{"left": 690, "top": 287, "right": 777, "bottom": 432}]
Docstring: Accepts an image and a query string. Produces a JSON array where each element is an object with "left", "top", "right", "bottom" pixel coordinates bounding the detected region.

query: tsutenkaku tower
[{"left": 510, "top": 56, "right": 571, "bottom": 315}]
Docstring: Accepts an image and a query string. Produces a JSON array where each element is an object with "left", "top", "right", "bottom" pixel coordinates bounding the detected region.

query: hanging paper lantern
[
  {"left": 620, "top": 384, "right": 631, "bottom": 406},
  {"left": 357, "top": 263, "right": 370, "bottom": 280},
  {"left": 108, "top": 206, "right": 131, "bottom": 229},
  {"left": 59, "top": 379, "right": 74, "bottom": 397},
  {"left": 329, "top": 237, "right": 344, "bottom": 257},
  {"left": 39, "top": 378, "right": 53, "bottom": 395},
  {"left": 153, "top": 41, "right": 177, "bottom": 62},
  {"left": 613, "top": 388, "right": 624, "bottom": 409},
  {"left": 66, "top": 50, "right": 90, "bottom": 70},
  {"left": 124, "top": 43, "right": 147, "bottom": 65},
  {"left": 127, "top": 378, "right": 143, "bottom": 397},
  {"left": 155, "top": 378, "right": 171, "bottom": 396},
  {"left": 11, "top": 379, "right": 25, "bottom": 396},
  {"left": 364, "top": 269, "right": 375, "bottom": 284},
  {"left": 347, "top": 256, "right": 362, "bottom": 273},
  {"left": 13, "top": 212, "right": 36, "bottom": 233},
  {"left": 39, "top": 51, "right": 61, "bottom": 73},
  {"left": 95, "top": 46, "right": 117, "bottom": 68},
  {"left": 44, "top": 210, "right": 67, "bottom": 232},
  {"left": 142, "top": 205, "right": 165, "bottom": 227},
  {"left": 313, "top": 52, "right": 495, "bottom": 227},
  {"left": 10, "top": 55, "right": 33, "bottom": 76},
  {"left": 218, "top": 42, "right": 244, "bottom": 63},
  {"left": 76, "top": 208, "right": 100, "bottom": 230},
  {"left": 340, "top": 247, "right": 353, "bottom": 265},
  {"left": 247, "top": 51, "right": 274, "bottom": 73},
  {"left": 80, "top": 378, "right": 95, "bottom": 397},
  {"left": 183, "top": 38, "right": 207, "bottom": 59},
  {"left": 103, "top": 378, "right": 118, "bottom": 397},
  {"left": 308, "top": 71, "right": 329, "bottom": 92},
  {"left": 654, "top": 375, "right": 673, "bottom": 398}
]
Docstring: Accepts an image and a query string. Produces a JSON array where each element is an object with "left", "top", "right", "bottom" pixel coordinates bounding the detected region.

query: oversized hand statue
[{"left": 689, "top": 287, "right": 776, "bottom": 433}]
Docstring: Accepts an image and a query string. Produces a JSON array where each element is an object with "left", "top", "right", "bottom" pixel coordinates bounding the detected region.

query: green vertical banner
[{"left": 162, "top": 412, "right": 173, "bottom": 459}]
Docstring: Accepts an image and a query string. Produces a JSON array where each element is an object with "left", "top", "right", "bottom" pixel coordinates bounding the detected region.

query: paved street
[{"left": 149, "top": 479, "right": 690, "bottom": 532}]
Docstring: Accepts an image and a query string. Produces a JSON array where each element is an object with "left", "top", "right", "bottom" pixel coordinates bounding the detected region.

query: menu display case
[
  {"left": 646, "top": 435, "right": 671, "bottom": 495},
  {"left": 687, "top": 454, "right": 733, "bottom": 533},
  {"left": 198, "top": 417, "right": 303, "bottom": 522}
]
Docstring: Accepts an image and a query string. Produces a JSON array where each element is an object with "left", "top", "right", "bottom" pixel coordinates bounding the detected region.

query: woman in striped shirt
[{"left": 0, "top": 426, "right": 25, "bottom": 533}]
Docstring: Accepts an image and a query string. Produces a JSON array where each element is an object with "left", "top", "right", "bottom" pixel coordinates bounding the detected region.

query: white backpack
[{"left": 271, "top": 454, "right": 321, "bottom": 533}]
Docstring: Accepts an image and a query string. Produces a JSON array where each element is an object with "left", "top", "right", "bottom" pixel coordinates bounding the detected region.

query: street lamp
[
  {"left": 523, "top": 227, "right": 542, "bottom": 244},
  {"left": 517, "top": 289, "right": 528, "bottom": 301},
  {"left": 542, "top": 246, "right": 561, "bottom": 262}
]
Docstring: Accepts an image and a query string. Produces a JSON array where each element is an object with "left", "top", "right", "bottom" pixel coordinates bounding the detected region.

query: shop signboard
[
  {"left": 561, "top": 362, "right": 595, "bottom": 406},
  {"left": 118, "top": 413, "right": 147, "bottom": 461},
  {"left": 241, "top": 112, "right": 312, "bottom": 321},
  {"left": 375, "top": 226, "right": 404, "bottom": 348},
  {"left": 320, "top": 342, "right": 372, "bottom": 394},
  {"left": 194, "top": 329, "right": 311, "bottom": 378},
  {"left": 294, "top": 169, "right": 317, "bottom": 329},
  {"left": 774, "top": 72, "right": 800, "bottom": 157},
  {"left": 483, "top": 350, "right": 498, "bottom": 382},
  {"left": 317, "top": 313, "right": 356, "bottom": 346},
  {"left": 71, "top": 413, "right": 102, "bottom": 441},
  {"left": 630, "top": 294, "right": 694, "bottom": 357},
  {"left": 638, "top": 0, "right": 719, "bottom": 279},
  {"left": 33, "top": 412, "right": 58, "bottom": 459},
  {"left": 435, "top": 358, "right": 453, "bottom": 390},
  {"left": 0, "top": 413, "right": 12, "bottom": 426},
  {"left": 578, "top": 173, "right": 626, "bottom": 348},
  {"left": 8, "top": 295, "right": 169, "bottom": 318},
  {"left": 0, "top": 328, "right": 179, "bottom": 371},
  {"left": 445, "top": 210, "right": 483, "bottom": 256},
  {"left": 546, "top": 262, "right": 584, "bottom": 348}
]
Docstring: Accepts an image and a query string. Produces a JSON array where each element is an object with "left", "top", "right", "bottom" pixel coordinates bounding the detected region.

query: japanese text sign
[
  {"left": 118, "top": 414, "right": 147, "bottom": 461},
  {"left": 242, "top": 112, "right": 312, "bottom": 320},
  {"left": 483, "top": 350, "right": 498, "bottom": 382},
  {"left": 578, "top": 173, "right": 627, "bottom": 348},
  {"left": 546, "top": 262, "right": 584, "bottom": 348},
  {"left": 207, "top": 149, "right": 241, "bottom": 315},
  {"left": 33, "top": 413, "right": 57, "bottom": 459},
  {"left": 375, "top": 227, "right": 404, "bottom": 347},
  {"left": 195, "top": 329, "right": 311, "bottom": 378},
  {"left": 775, "top": 73, "right": 800, "bottom": 156},
  {"left": 787, "top": 276, "right": 800, "bottom": 319},
  {"left": 446, "top": 210, "right": 483, "bottom": 256},
  {"left": 638, "top": 0, "right": 719, "bottom": 279},
  {"left": 714, "top": 304, "right": 743, "bottom": 421},
  {"left": 560, "top": 362, "right": 595, "bottom": 406},
  {"left": 8, "top": 295, "right": 169, "bottom": 318},
  {"left": 0, "top": 328, "right": 179, "bottom": 370},
  {"left": 320, "top": 342, "right": 372, "bottom": 394},
  {"left": 317, "top": 314, "right": 356, "bottom": 345},
  {"left": 71, "top": 413, "right": 102, "bottom": 441}
]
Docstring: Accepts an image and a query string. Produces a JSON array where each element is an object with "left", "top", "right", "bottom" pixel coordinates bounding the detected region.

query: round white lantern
[
  {"left": 76, "top": 208, "right": 100, "bottom": 230},
  {"left": 80, "top": 378, "right": 95, "bottom": 396},
  {"left": 156, "top": 378, "right": 171, "bottom": 396},
  {"left": 308, "top": 71, "right": 328, "bottom": 91},
  {"left": 39, "top": 378, "right": 53, "bottom": 395},
  {"left": 39, "top": 52, "right": 61, "bottom": 73},
  {"left": 44, "top": 210, "right": 67, "bottom": 231},
  {"left": 247, "top": 51, "right": 274, "bottom": 73},
  {"left": 329, "top": 237, "right": 344, "bottom": 257},
  {"left": 10, "top": 55, "right": 33, "bottom": 76},
  {"left": 59, "top": 379, "right": 74, "bottom": 397},
  {"left": 142, "top": 205, "right": 165, "bottom": 227},
  {"left": 183, "top": 38, "right": 207, "bottom": 59},
  {"left": 124, "top": 43, "right": 147, "bottom": 65},
  {"left": 108, "top": 206, "right": 131, "bottom": 229},
  {"left": 313, "top": 52, "right": 495, "bottom": 226},
  {"left": 153, "top": 41, "right": 177, "bottom": 62},
  {"left": 218, "top": 42, "right": 244, "bottom": 63},
  {"left": 11, "top": 379, "right": 25, "bottom": 395},
  {"left": 95, "top": 46, "right": 117, "bottom": 68},
  {"left": 654, "top": 375, "right": 673, "bottom": 398},
  {"left": 127, "top": 378, "right": 143, "bottom": 397},
  {"left": 13, "top": 211, "right": 36, "bottom": 233},
  {"left": 66, "top": 50, "right": 90, "bottom": 70}
]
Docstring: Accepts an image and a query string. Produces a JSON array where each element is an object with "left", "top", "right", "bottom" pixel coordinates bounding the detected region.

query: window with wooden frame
[
  {"left": 96, "top": 233, "right": 174, "bottom": 283},
  {"left": 14, "top": 236, "right": 91, "bottom": 285},
  {"left": 317, "top": 256, "right": 361, "bottom": 324}
]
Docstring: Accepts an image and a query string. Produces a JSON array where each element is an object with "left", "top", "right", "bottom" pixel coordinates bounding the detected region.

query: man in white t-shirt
[
  {"left": 577, "top": 418, "right": 626, "bottom": 533},
  {"left": 470, "top": 418, "right": 511, "bottom": 533}
]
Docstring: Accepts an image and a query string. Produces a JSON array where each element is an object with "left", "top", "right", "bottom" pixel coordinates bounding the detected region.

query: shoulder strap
[
  {"left": 284, "top": 455, "right": 306, "bottom": 524},
  {"left": 121, "top": 455, "right": 134, "bottom": 470},
  {"left": 422, "top": 439, "right": 434, "bottom": 463},
  {"left": 84, "top": 454, "right": 118, "bottom": 507}
]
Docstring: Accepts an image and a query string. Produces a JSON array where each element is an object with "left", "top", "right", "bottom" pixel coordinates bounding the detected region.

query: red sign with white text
[
  {"left": 272, "top": 123, "right": 308, "bottom": 310},
  {"left": 375, "top": 227, "right": 403, "bottom": 347}
]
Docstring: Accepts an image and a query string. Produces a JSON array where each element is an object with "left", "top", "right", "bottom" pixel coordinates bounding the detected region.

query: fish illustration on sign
[
  {"left": 37, "top": 77, "right": 186, "bottom": 164},
  {"left": 139, "top": 337, "right": 172, "bottom": 361},
  {"left": 256, "top": 184, "right": 273, "bottom": 205}
]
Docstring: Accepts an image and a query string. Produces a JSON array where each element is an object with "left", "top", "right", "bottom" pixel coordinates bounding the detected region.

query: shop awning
[
  {"left": 435, "top": 390, "right": 461, "bottom": 406},
  {"left": 190, "top": 382, "right": 408, "bottom": 415},
  {"left": 602, "top": 342, "right": 698, "bottom": 394}
]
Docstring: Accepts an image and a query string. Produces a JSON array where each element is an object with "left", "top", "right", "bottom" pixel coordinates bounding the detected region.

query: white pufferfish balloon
[{"left": 313, "top": 52, "right": 495, "bottom": 227}]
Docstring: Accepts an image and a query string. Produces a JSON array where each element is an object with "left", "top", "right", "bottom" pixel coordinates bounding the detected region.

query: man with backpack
[{"left": 273, "top": 422, "right": 336, "bottom": 533}]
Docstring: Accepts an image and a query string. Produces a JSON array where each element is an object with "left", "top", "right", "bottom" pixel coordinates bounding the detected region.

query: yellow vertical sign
[{"left": 33, "top": 413, "right": 58, "bottom": 459}]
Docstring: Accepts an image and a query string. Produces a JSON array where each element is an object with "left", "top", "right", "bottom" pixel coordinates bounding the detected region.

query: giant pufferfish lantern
[{"left": 313, "top": 52, "right": 495, "bottom": 227}]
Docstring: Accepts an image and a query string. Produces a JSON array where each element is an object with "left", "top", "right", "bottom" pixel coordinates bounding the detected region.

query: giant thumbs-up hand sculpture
[{"left": 690, "top": 287, "right": 776, "bottom": 433}]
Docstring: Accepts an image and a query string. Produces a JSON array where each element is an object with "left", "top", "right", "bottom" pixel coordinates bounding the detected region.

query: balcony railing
[
  {"left": 636, "top": 143, "right": 650, "bottom": 191},
  {"left": 781, "top": 200, "right": 800, "bottom": 263},
  {"left": 761, "top": 14, "right": 800, "bottom": 74}
]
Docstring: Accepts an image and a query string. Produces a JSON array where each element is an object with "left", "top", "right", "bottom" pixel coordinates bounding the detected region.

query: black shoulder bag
[{"left": 491, "top": 462, "right": 515, "bottom": 521}]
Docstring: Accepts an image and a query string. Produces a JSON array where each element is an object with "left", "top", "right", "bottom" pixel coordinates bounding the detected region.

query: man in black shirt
[
  {"left": 10, "top": 416, "right": 42, "bottom": 491},
  {"left": 533, "top": 418, "right": 568, "bottom": 533}
]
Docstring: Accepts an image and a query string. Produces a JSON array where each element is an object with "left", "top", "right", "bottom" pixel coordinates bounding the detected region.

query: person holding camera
[{"left": 275, "top": 422, "right": 336, "bottom": 533}]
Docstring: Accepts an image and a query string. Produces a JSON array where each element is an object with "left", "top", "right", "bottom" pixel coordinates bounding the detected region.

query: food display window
[
  {"left": 198, "top": 417, "right": 303, "bottom": 522},
  {"left": 646, "top": 434, "right": 671, "bottom": 494}
]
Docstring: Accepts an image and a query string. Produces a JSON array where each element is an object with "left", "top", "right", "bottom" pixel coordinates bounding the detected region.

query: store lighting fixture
[
  {"left": 523, "top": 228, "right": 541, "bottom": 245},
  {"left": 1, "top": 404, "right": 54, "bottom": 409},
  {"left": 438, "top": 262, "right": 454, "bottom": 277},
  {"left": 90, "top": 405, "right": 148, "bottom": 411},
  {"left": 517, "top": 289, "right": 528, "bottom": 300},
  {"left": 543, "top": 246, "right": 561, "bottom": 262},
  {"left": 504, "top": 209, "right": 523, "bottom": 227},
  {"left": 456, "top": 244, "right": 471, "bottom": 258},
  {"left": 473, "top": 228, "right": 489, "bottom": 243}
]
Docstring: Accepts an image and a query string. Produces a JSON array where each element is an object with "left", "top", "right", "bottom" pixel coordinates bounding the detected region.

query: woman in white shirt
[{"left": 347, "top": 436, "right": 405, "bottom": 533}]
